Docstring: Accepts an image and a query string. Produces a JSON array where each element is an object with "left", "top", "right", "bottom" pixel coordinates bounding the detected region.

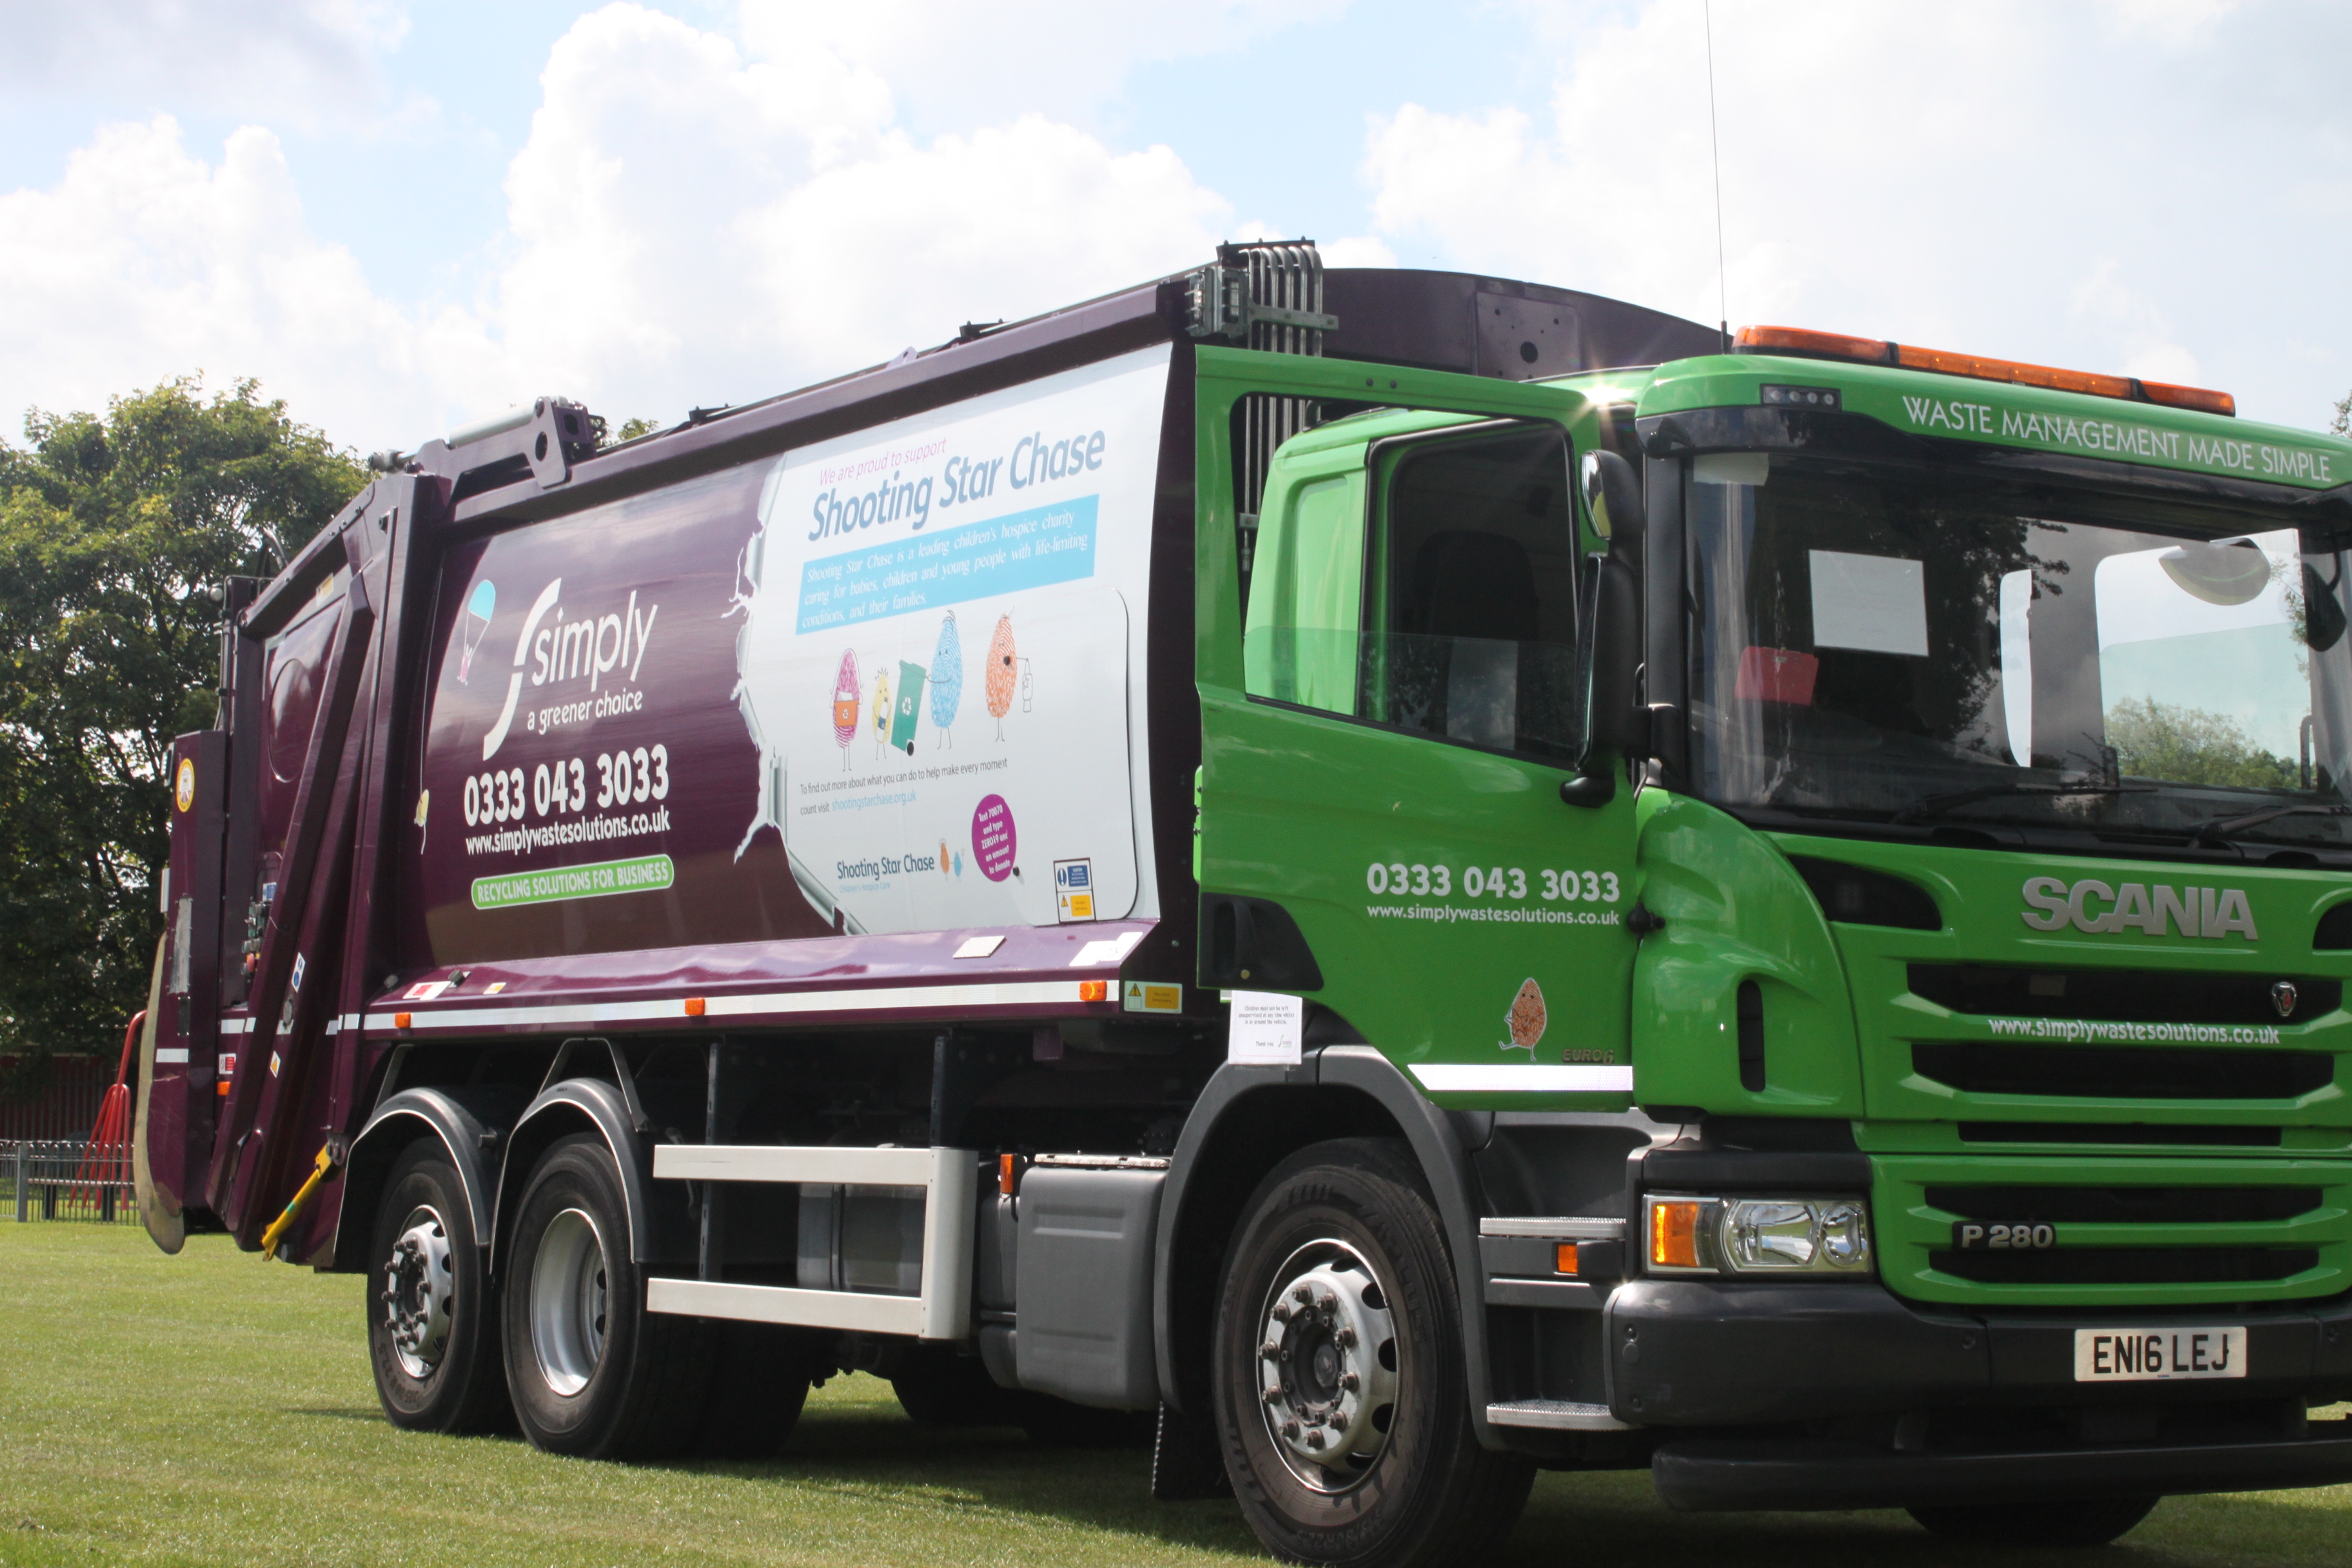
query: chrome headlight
[{"left": 1644, "top": 1194, "right": 1872, "bottom": 1277}]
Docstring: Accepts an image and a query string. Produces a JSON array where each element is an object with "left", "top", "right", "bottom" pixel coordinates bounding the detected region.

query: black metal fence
[{"left": 5, "top": 1140, "right": 139, "bottom": 1224}]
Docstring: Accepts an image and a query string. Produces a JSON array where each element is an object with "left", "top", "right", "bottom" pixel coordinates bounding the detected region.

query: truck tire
[
  {"left": 1211, "top": 1138, "right": 1534, "bottom": 1568},
  {"left": 691, "top": 1320, "right": 820, "bottom": 1458},
  {"left": 1908, "top": 1496, "right": 2161, "bottom": 1547},
  {"left": 892, "top": 1343, "right": 1017, "bottom": 1428},
  {"left": 365, "top": 1140, "right": 512, "bottom": 1433},
  {"left": 501, "top": 1133, "right": 711, "bottom": 1459}
]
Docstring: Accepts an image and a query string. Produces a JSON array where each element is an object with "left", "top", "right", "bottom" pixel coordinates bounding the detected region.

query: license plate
[{"left": 2074, "top": 1326, "right": 2247, "bottom": 1382}]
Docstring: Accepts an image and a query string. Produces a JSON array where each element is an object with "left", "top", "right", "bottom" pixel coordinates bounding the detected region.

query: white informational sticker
[
  {"left": 952, "top": 934, "right": 1007, "bottom": 959},
  {"left": 1809, "top": 550, "right": 1929, "bottom": 657},
  {"left": 1229, "top": 990, "right": 1304, "bottom": 1066},
  {"left": 402, "top": 980, "right": 453, "bottom": 1002},
  {"left": 1069, "top": 930, "right": 1144, "bottom": 968}
]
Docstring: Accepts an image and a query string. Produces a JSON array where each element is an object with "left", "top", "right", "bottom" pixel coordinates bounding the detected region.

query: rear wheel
[
  {"left": 501, "top": 1133, "right": 710, "bottom": 1458},
  {"left": 1212, "top": 1139, "right": 1533, "bottom": 1568},
  {"left": 366, "top": 1141, "right": 510, "bottom": 1433},
  {"left": 1908, "top": 1496, "right": 2161, "bottom": 1547}
]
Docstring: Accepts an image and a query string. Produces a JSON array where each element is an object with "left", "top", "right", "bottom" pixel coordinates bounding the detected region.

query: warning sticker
[
  {"left": 1054, "top": 858, "right": 1095, "bottom": 923},
  {"left": 1123, "top": 980, "right": 1181, "bottom": 1014}
]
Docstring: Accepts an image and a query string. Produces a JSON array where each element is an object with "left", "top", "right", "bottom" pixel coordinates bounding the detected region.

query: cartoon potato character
[
  {"left": 832, "top": 649, "right": 860, "bottom": 770},
  {"left": 985, "top": 613, "right": 1017, "bottom": 740},
  {"left": 1505, "top": 979, "right": 1547, "bottom": 1058}
]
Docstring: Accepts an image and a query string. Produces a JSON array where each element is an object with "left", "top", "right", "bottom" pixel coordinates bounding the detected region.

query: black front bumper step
[{"left": 1654, "top": 1429, "right": 2352, "bottom": 1512}]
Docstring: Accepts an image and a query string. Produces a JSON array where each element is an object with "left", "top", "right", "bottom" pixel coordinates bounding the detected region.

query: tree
[
  {"left": 2334, "top": 389, "right": 2349, "bottom": 438},
  {"left": 2107, "top": 696, "right": 2298, "bottom": 790},
  {"left": 0, "top": 376, "right": 362, "bottom": 1088}
]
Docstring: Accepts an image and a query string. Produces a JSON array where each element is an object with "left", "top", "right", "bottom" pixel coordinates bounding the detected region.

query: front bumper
[
  {"left": 1599, "top": 1277, "right": 2352, "bottom": 1507},
  {"left": 1654, "top": 1430, "right": 2352, "bottom": 1511},
  {"left": 1605, "top": 1278, "right": 2352, "bottom": 1426}
]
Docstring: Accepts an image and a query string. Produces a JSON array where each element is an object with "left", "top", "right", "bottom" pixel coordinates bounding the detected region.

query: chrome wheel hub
[
  {"left": 380, "top": 1207, "right": 455, "bottom": 1379},
  {"left": 529, "top": 1207, "right": 608, "bottom": 1398},
  {"left": 1256, "top": 1239, "right": 1399, "bottom": 1491}
]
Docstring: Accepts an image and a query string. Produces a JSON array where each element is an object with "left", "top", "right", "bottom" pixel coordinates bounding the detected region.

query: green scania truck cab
[{"left": 1196, "top": 312, "right": 2352, "bottom": 1547}]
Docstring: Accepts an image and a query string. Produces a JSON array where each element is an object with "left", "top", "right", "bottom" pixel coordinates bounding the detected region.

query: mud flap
[{"left": 131, "top": 934, "right": 183, "bottom": 1253}]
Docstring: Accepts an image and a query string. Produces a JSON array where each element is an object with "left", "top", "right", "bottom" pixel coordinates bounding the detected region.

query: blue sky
[{"left": 3, "top": 1, "right": 2346, "bottom": 448}]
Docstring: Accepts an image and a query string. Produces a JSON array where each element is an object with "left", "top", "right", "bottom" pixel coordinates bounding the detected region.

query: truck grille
[
  {"left": 1913, "top": 1041, "right": 2334, "bottom": 1100},
  {"left": 1876, "top": 1158, "right": 2352, "bottom": 1307},
  {"left": 1908, "top": 963, "right": 2338, "bottom": 1025},
  {"left": 1928, "top": 1246, "right": 2318, "bottom": 1285},
  {"left": 1924, "top": 1183, "right": 2325, "bottom": 1224}
]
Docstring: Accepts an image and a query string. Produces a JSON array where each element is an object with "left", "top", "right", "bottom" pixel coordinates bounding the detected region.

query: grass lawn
[{"left": 1, "top": 1223, "right": 2346, "bottom": 1567}]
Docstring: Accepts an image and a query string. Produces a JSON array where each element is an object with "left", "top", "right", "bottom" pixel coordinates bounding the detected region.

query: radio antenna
[{"left": 1703, "top": 0, "right": 1730, "bottom": 352}]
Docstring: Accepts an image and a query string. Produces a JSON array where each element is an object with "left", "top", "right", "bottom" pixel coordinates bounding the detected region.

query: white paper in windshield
[{"left": 1810, "top": 550, "right": 1928, "bottom": 657}]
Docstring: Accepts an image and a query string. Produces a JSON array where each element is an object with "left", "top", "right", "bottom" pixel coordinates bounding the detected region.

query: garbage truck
[{"left": 130, "top": 240, "right": 2352, "bottom": 1563}]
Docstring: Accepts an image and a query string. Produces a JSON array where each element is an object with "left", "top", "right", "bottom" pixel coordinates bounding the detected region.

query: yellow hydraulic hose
[{"left": 260, "top": 1145, "right": 337, "bottom": 1261}]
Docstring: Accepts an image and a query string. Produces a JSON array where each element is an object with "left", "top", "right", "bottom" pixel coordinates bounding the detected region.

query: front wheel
[
  {"left": 501, "top": 1133, "right": 710, "bottom": 1459},
  {"left": 365, "top": 1140, "right": 510, "bottom": 1433},
  {"left": 1212, "top": 1139, "right": 1533, "bottom": 1568},
  {"left": 1908, "top": 1496, "right": 2161, "bottom": 1547}
]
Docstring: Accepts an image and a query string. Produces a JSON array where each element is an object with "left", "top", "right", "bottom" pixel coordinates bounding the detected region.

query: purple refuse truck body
[{"left": 130, "top": 250, "right": 1788, "bottom": 1557}]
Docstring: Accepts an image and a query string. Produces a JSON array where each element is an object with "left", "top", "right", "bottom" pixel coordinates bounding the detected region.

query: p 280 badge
[{"left": 1953, "top": 1221, "right": 2056, "bottom": 1250}]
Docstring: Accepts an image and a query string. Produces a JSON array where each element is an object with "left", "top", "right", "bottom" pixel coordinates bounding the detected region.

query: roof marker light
[{"left": 1734, "top": 325, "right": 2235, "bottom": 417}]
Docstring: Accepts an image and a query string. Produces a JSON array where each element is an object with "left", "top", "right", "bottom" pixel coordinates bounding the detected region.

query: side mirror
[
  {"left": 1581, "top": 449, "right": 1644, "bottom": 548},
  {"left": 1563, "top": 451, "right": 1647, "bottom": 808}
]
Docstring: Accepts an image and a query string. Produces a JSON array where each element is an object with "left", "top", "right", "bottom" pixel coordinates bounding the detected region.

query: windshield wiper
[
  {"left": 2186, "top": 802, "right": 2352, "bottom": 847},
  {"left": 1891, "top": 782, "right": 2152, "bottom": 826}
]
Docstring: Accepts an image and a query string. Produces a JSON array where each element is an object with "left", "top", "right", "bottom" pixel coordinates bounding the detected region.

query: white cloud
[
  {"left": 736, "top": 0, "right": 1347, "bottom": 128},
  {"left": 0, "top": 3, "right": 1247, "bottom": 448},
  {"left": 0, "top": 1, "right": 410, "bottom": 129},
  {"left": 1365, "top": 0, "right": 2352, "bottom": 425},
  {"left": 0, "top": 115, "right": 454, "bottom": 445}
]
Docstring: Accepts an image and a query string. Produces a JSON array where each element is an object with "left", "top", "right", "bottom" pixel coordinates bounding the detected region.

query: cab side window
[{"left": 1242, "top": 421, "right": 1586, "bottom": 763}]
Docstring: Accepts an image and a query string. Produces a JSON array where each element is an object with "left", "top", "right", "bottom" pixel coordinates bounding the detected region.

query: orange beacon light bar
[{"left": 1733, "top": 325, "right": 2236, "bottom": 418}]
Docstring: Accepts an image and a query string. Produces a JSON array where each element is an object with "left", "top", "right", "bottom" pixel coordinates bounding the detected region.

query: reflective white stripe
[
  {"left": 1410, "top": 1064, "right": 1634, "bottom": 1093},
  {"left": 363, "top": 979, "right": 1087, "bottom": 1033},
  {"left": 154, "top": 1047, "right": 189, "bottom": 1064},
  {"left": 218, "top": 1018, "right": 253, "bottom": 1034}
]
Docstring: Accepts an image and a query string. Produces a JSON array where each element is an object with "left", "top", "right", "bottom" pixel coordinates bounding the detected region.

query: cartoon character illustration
[
  {"left": 457, "top": 579, "right": 495, "bottom": 685},
  {"left": 870, "top": 667, "right": 892, "bottom": 760},
  {"left": 1504, "top": 979, "right": 1548, "bottom": 1059},
  {"left": 891, "top": 660, "right": 927, "bottom": 754},
  {"left": 938, "top": 839, "right": 951, "bottom": 877},
  {"left": 832, "top": 649, "right": 860, "bottom": 769},
  {"left": 928, "top": 611, "right": 964, "bottom": 748},
  {"left": 985, "top": 613, "right": 1018, "bottom": 740}
]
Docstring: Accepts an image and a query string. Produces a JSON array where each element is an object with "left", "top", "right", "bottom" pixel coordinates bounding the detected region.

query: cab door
[{"left": 1194, "top": 349, "right": 1641, "bottom": 1108}]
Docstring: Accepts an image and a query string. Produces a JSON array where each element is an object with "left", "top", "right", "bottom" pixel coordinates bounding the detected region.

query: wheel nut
[
  {"left": 1281, "top": 1420, "right": 1300, "bottom": 1439},
  {"left": 1260, "top": 1341, "right": 1281, "bottom": 1361},
  {"left": 1305, "top": 1430, "right": 1326, "bottom": 1450},
  {"left": 1341, "top": 1371, "right": 1360, "bottom": 1392},
  {"left": 1335, "top": 1328, "right": 1356, "bottom": 1348},
  {"left": 1271, "top": 1304, "right": 1292, "bottom": 1324},
  {"left": 1293, "top": 1285, "right": 1313, "bottom": 1305}
]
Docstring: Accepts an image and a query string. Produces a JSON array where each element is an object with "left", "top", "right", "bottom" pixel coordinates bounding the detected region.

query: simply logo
[
  {"left": 2021, "top": 877, "right": 2258, "bottom": 941},
  {"left": 476, "top": 579, "right": 659, "bottom": 760}
]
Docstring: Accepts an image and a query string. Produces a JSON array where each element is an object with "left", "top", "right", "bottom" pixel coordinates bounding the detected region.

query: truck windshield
[{"left": 1684, "top": 453, "right": 2352, "bottom": 848}]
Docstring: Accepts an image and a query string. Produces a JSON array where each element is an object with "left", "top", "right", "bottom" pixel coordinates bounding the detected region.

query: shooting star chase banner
[{"left": 731, "top": 344, "right": 1171, "bottom": 935}]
